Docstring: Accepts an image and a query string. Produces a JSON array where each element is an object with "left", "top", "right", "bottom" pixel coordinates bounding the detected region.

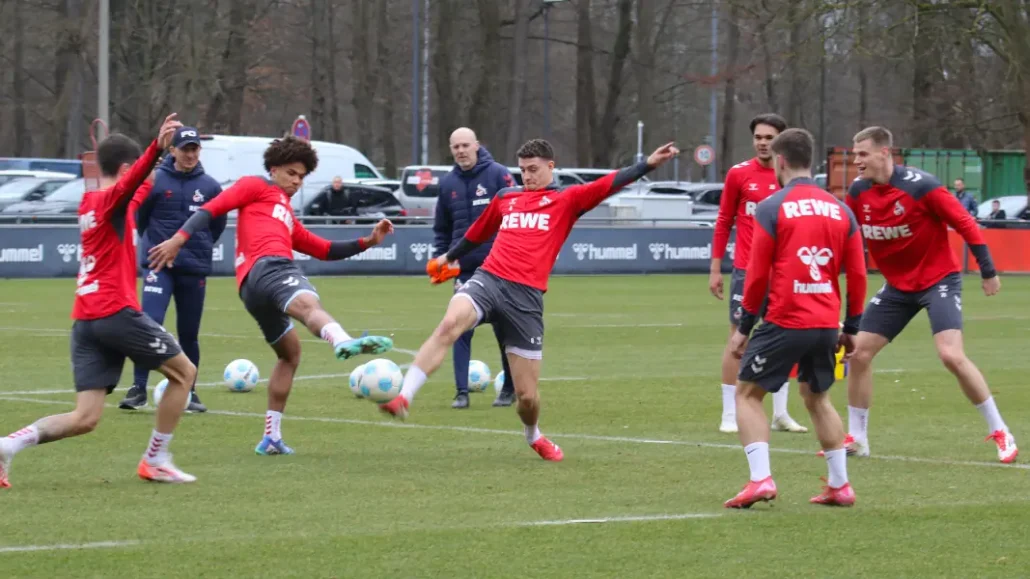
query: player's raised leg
[
  {"left": 507, "top": 350, "right": 562, "bottom": 461},
  {"left": 380, "top": 293, "right": 481, "bottom": 420},
  {"left": 724, "top": 379, "right": 777, "bottom": 508},
  {"left": 934, "top": 329, "right": 1017, "bottom": 462},
  {"left": 285, "top": 292, "right": 392, "bottom": 360},
  {"left": 255, "top": 328, "right": 303, "bottom": 455},
  {"left": 138, "top": 351, "right": 198, "bottom": 483}
]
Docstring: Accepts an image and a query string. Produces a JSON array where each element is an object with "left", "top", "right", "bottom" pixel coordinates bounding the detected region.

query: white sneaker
[
  {"left": 771, "top": 414, "right": 809, "bottom": 433},
  {"left": 719, "top": 419, "right": 738, "bottom": 434},
  {"left": 986, "top": 430, "right": 1018, "bottom": 464},
  {"left": 137, "top": 457, "right": 197, "bottom": 484},
  {"left": 0, "top": 440, "right": 11, "bottom": 489}
]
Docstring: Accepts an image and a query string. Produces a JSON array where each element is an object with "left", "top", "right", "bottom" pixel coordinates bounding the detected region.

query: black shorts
[
  {"left": 738, "top": 322, "right": 839, "bottom": 393},
  {"left": 70, "top": 308, "right": 182, "bottom": 393},
  {"left": 729, "top": 268, "right": 768, "bottom": 326},
  {"left": 859, "top": 273, "right": 963, "bottom": 341},
  {"left": 454, "top": 270, "right": 544, "bottom": 359},
  {"left": 239, "top": 257, "right": 319, "bottom": 344}
]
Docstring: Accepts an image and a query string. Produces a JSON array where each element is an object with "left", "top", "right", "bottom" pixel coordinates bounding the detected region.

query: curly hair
[
  {"left": 263, "top": 136, "right": 319, "bottom": 174},
  {"left": 96, "top": 133, "right": 143, "bottom": 178},
  {"left": 516, "top": 139, "right": 555, "bottom": 161}
]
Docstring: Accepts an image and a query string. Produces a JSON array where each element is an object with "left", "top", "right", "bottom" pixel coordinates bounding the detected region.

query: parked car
[
  {"left": 0, "top": 169, "right": 78, "bottom": 187},
  {"left": 354, "top": 178, "right": 401, "bottom": 194},
  {"left": 0, "top": 176, "right": 76, "bottom": 212},
  {"left": 557, "top": 168, "right": 614, "bottom": 183},
  {"left": 2, "top": 178, "right": 86, "bottom": 222},
  {"left": 294, "top": 182, "right": 408, "bottom": 224},
  {"left": 197, "top": 134, "right": 382, "bottom": 186},
  {"left": 0, "top": 157, "right": 83, "bottom": 176},
  {"left": 609, "top": 181, "right": 722, "bottom": 212},
  {"left": 508, "top": 168, "right": 586, "bottom": 188}
]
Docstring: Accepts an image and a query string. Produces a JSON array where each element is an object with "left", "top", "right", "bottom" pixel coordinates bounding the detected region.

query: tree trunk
[
  {"left": 720, "top": 3, "right": 742, "bottom": 179},
  {"left": 470, "top": 0, "right": 502, "bottom": 154},
  {"left": 785, "top": 7, "right": 803, "bottom": 125},
  {"left": 634, "top": 0, "right": 655, "bottom": 153},
  {"left": 758, "top": 24, "right": 778, "bottom": 112},
  {"left": 431, "top": 0, "right": 457, "bottom": 161},
  {"left": 375, "top": 0, "right": 397, "bottom": 176},
  {"left": 593, "top": 0, "right": 634, "bottom": 167},
  {"left": 310, "top": 0, "right": 328, "bottom": 140},
  {"left": 910, "top": 4, "right": 933, "bottom": 147},
  {"left": 12, "top": 0, "right": 29, "bottom": 155},
  {"left": 505, "top": 0, "right": 531, "bottom": 158},
  {"left": 575, "top": 0, "right": 597, "bottom": 166},
  {"left": 205, "top": 0, "right": 249, "bottom": 134},
  {"left": 350, "top": 0, "right": 375, "bottom": 154},
  {"left": 326, "top": 0, "right": 340, "bottom": 143}
]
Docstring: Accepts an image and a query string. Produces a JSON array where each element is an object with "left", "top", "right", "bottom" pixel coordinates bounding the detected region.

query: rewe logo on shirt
[
  {"left": 745, "top": 201, "right": 757, "bottom": 216},
  {"left": 861, "top": 224, "right": 913, "bottom": 240},
  {"left": 782, "top": 199, "right": 842, "bottom": 221},
  {"left": 271, "top": 204, "right": 294, "bottom": 232},
  {"left": 501, "top": 212, "right": 550, "bottom": 231}
]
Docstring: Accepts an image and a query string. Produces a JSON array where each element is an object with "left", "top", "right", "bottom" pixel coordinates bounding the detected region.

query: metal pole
[
  {"left": 818, "top": 47, "right": 826, "bottom": 172},
  {"left": 636, "top": 121, "right": 644, "bottom": 163},
  {"left": 420, "top": 0, "right": 430, "bottom": 165},
  {"left": 544, "top": 5, "right": 551, "bottom": 140},
  {"left": 673, "top": 92, "right": 680, "bottom": 181},
  {"left": 99, "top": 0, "right": 110, "bottom": 132},
  {"left": 411, "top": 0, "right": 420, "bottom": 164},
  {"left": 708, "top": 0, "right": 718, "bottom": 183}
]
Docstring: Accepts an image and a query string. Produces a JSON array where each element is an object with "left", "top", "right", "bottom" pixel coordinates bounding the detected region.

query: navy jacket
[
  {"left": 433, "top": 148, "right": 514, "bottom": 273},
  {"left": 138, "top": 156, "right": 226, "bottom": 276}
]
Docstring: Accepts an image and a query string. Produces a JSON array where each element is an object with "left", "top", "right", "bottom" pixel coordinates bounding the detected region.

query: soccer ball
[
  {"left": 224, "top": 359, "right": 259, "bottom": 392},
  {"left": 358, "top": 358, "right": 403, "bottom": 403},
  {"left": 152, "top": 379, "right": 190, "bottom": 410},
  {"left": 493, "top": 370, "right": 505, "bottom": 396},
  {"left": 350, "top": 364, "right": 367, "bottom": 398},
  {"left": 468, "top": 360, "right": 491, "bottom": 392}
]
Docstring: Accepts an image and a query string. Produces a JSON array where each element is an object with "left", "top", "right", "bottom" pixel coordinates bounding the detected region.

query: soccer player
[
  {"left": 0, "top": 114, "right": 200, "bottom": 487},
  {"left": 147, "top": 136, "right": 395, "bottom": 456},
  {"left": 710, "top": 113, "right": 807, "bottom": 435},
  {"left": 433, "top": 127, "right": 516, "bottom": 409},
  {"left": 840, "top": 126, "right": 1016, "bottom": 463},
  {"left": 120, "top": 125, "right": 225, "bottom": 413},
  {"left": 379, "top": 139, "right": 681, "bottom": 461},
  {"left": 724, "top": 128, "right": 867, "bottom": 509}
]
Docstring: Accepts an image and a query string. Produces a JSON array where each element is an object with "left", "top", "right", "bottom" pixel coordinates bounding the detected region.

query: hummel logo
[
  {"left": 901, "top": 171, "right": 922, "bottom": 183},
  {"left": 282, "top": 277, "right": 300, "bottom": 287},
  {"left": 149, "top": 339, "right": 167, "bottom": 355}
]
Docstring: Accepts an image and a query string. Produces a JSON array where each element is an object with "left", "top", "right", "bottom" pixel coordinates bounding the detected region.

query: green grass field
[{"left": 0, "top": 273, "right": 1028, "bottom": 578}]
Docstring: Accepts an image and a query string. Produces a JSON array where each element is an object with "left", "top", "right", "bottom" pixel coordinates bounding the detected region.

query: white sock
[
  {"left": 525, "top": 424, "right": 542, "bottom": 445},
  {"left": 4, "top": 425, "right": 39, "bottom": 456},
  {"left": 265, "top": 411, "right": 283, "bottom": 441},
  {"left": 399, "top": 366, "right": 428, "bottom": 402},
  {"left": 721, "top": 384, "right": 736, "bottom": 421},
  {"left": 825, "top": 448, "right": 848, "bottom": 488},
  {"left": 772, "top": 383, "right": 789, "bottom": 417},
  {"left": 143, "top": 430, "right": 173, "bottom": 466},
  {"left": 744, "top": 441, "right": 771, "bottom": 482},
  {"left": 848, "top": 406, "right": 869, "bottom": 443},
  {"left": 319, "top": 322, "right": 352, "bottom": 348},
  {"left": 976, "top": 397, "right": 1008, "bottom": 434}
]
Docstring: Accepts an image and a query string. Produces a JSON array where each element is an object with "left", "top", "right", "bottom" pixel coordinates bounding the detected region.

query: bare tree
[
  {"left": 720, "top": 2, "right": 743, "bottom": 177},
  {"left": 506, "top": 0, "right": 531, "bottom": 159}
]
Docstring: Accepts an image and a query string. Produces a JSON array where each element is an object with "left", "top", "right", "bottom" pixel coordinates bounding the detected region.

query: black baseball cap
[{"left": 172, "top": 126, "right": 202, "bottom": 148}]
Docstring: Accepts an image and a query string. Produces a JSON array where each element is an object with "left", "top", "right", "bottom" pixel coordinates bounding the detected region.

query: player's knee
[
  {"left": 162, "top": 355, "right": 196, "bottom": 388},
  {"left": 937, "top": 346, "right": 968, "bottom": 374},
  {"left": 515, "top": 386, "right": 539, "bottom": 407},
  {"left": 435, "top": 315, "right": 466, "bottom": 344},
  {"left": 278, "top": 345, "right": 302, "bottom": 368},
  {"left": 850, "top": 346, "right": 876, "bottom": 369},
  {"left": 73, "top": 406, "right": 103, "bottom": 434}
]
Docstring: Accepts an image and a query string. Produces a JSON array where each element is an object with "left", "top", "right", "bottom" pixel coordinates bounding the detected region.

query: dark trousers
[
  {"left": 453, "top": 273, "right": 514, "bottom": 397},
  {"left": 133, "top": 269, "right": 206, "bottom": 390}
]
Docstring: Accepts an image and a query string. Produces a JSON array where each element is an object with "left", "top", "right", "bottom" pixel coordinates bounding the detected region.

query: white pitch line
[
  {"left": 515, "top": 513, "right": 721, "bottom": 527},
  {"left": 0, "top": 540, "right": 142, "bottom": 554},
  {"left": 0, "top": 395, "right": 1025, "bottom": 472}
]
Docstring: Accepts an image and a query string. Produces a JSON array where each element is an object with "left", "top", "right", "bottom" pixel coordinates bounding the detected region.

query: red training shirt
[
  {"left": 72, "top": 141, "right": 161, "bottom": 320},
  {"left": 847, "top": 166, "right": 989, "bottom": 292},
  {"left": 463, "top": 163, "right": 650, "bottom": 292},
  {"left": 712, "top": 157, "right": 780, "bottom": 270},
  {"left": 742, "top": 178, "right": 867, "bottom": 330},
  {"left": 182, "top": 176, "right": 334, "bottom": 288}
]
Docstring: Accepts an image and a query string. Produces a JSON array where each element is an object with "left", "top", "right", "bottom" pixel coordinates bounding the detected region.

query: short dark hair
[
  {"left": 749, "top": 113, "right": 787, "bottom": 135},
  {"left": 770, "top": 128, "right": 814, "bottom": 170},
  {"left": 853, "top": 126, "right": 893, "bottom": 148},
  {"left": 263, "top": 136, "right": 318, "bottom": 174},
  {"left": 517, "top": 139, "right": 555, "bottom": 161},
  {"left": 96, "top": 133, "right": 143, "bottom": 178}
]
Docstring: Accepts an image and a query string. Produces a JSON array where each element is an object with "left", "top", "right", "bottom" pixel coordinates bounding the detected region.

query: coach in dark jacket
[
  {"left": 433, "top": 128, "right": 516, "bottom": 409},
  {"left": 119, "top": 126, "right": 226, "bottom": 413}
]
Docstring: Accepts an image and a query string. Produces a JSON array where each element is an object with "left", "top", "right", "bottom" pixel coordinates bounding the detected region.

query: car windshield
[
  {"left": 0, "top": 178, "right": 46, "bottom": 200},
  {"left": 45, "top": 179, "right": 86, "bottom": 202}
]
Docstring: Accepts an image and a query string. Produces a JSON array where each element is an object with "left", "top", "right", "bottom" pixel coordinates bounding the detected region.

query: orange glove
[{"left": 426, "top": 258, "right": 460, "bottom": 285}]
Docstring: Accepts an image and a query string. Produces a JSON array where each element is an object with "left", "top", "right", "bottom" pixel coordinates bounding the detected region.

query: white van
[{"left": 197, "top": 134, "right": 382, "bottom": 186}]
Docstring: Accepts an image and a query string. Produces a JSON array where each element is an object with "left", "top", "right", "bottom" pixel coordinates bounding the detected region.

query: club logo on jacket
[
  {"left": 193, "top": 190, "right": 204, "bottom": 203},
  {"left": 146, "top": 270, "right": 158, "bottom": 284},
  {"left": 894, "top": 200, "right": 905, "bottom": 216},
  {"left": 475, "top": 184, "right": 487, "bottom": 197}
]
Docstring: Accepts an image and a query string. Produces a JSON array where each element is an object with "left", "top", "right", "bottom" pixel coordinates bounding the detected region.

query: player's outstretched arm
[
  {"left": 104, "top": 113, "right": 180, "bottom": 216},
  {"left": 147, "top": 178, "right": 255, "bottom": 272},
  {"left": 925, "top": 188, "right": 1000, "bottom": 295},
  {"left": 568, "top": 143, "right": 681, "bottom": 214},
  {"left": 295, "top": 219, "right": 394, "bottom": 261}
]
